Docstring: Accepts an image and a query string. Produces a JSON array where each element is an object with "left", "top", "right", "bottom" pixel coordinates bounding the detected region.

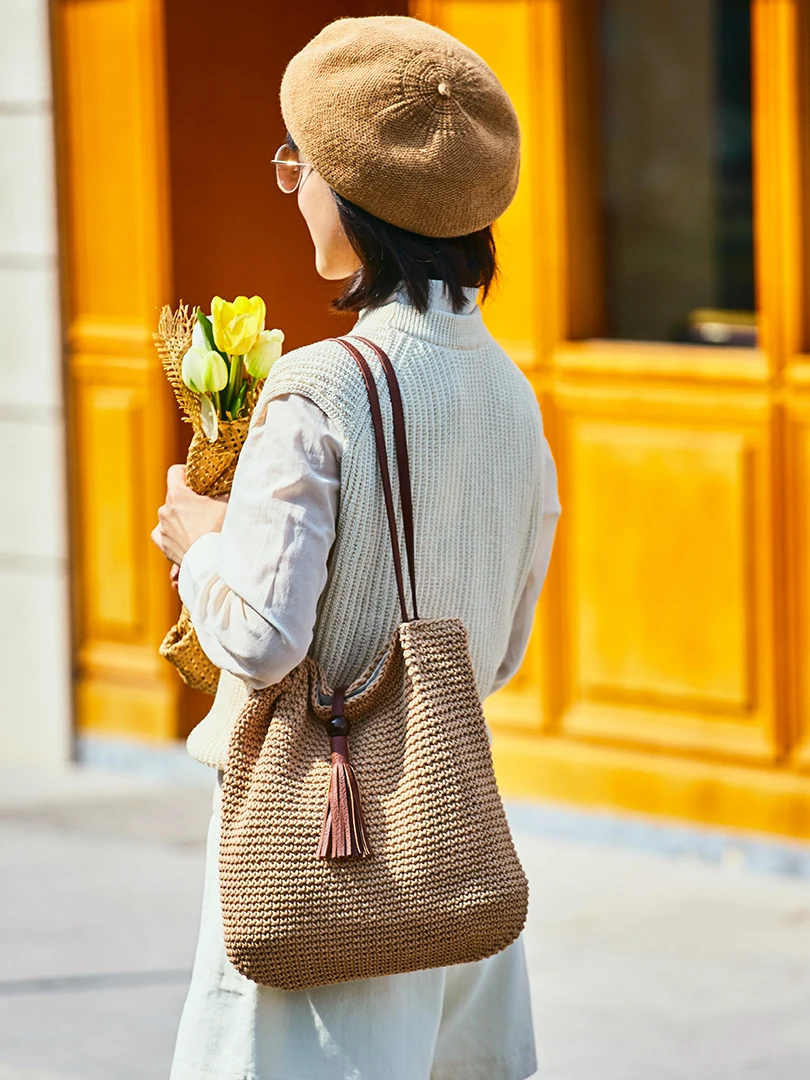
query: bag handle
[
  {"left": 315, "top": 336, "right": 415, "bottom": 858},
  {"left": 328, "top": 336, "right": 419, "bottom": 623},
  {"left": 349, "top": 335, "right": 419, "bottom": 624}
]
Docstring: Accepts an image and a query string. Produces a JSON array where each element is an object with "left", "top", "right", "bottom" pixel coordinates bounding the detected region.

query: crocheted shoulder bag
[{"left": 218, "top": 334, "right": 528, "bottom": 990}]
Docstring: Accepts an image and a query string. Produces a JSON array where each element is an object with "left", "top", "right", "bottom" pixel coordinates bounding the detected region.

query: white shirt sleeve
[
  {"left": 488, "top": 438, "right": 561, "bottom": 696},
  {"left": 177, "top": 392, "right": 342, "bottom": 691}
]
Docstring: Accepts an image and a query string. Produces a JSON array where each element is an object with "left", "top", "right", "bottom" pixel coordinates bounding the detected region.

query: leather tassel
[{"left": 317, "top": 694, "right": 371, "bottom": 859}]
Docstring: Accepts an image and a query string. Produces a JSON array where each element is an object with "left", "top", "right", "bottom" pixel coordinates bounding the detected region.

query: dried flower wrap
[{"left": 153, "top": 303, "right": 265, "bottom": 695}]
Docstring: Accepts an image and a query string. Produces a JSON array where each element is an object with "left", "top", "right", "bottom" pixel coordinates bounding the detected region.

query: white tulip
[
  {"left": 182, "top": 345, "right": 228, "bottom": 394},
  {"left": 192, "top": 318, "right": 208, "bottom": 352},
  {"left": 245, "top": 328, "right": 284, "bottom": 379},
  {"left": 182, "top": 344, "right": 207, "bottom": 394}
]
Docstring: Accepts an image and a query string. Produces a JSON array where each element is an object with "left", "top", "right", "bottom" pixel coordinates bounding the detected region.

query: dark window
[{"left": 599, "top": 0, "right": 755, "bottom": 345}]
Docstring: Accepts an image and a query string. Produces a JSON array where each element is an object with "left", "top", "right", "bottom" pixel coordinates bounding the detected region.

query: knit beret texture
[{"left": 280, "top": 15, "right": 520, "bottom": 238}]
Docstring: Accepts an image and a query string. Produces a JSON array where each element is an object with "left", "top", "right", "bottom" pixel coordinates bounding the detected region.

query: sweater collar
[{"left": 351, "top": 280, "right": 486, "bottom": 349}]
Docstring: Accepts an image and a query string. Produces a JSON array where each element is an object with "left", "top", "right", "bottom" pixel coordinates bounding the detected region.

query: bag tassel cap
[{"left": 317, "top": 693, "right": 371, "bottom": 859}]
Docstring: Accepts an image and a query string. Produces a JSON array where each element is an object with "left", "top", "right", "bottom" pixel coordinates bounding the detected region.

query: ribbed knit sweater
[{"left": 184, "top": 283, "right": 554, "bottom": 768}]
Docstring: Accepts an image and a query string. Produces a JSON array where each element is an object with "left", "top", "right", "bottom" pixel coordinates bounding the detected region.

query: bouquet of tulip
[{"left": 154, "top": 295, "right": 284, "bottom": 695}]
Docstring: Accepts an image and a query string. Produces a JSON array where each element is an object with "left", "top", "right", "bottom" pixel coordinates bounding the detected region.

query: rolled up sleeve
[{"left": 178, "top": 392, "right": 342, "bottom": 691}]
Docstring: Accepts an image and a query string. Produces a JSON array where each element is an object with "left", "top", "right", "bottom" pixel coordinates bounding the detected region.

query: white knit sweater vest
[{"left": 186, "top": 283, "right": 546, "bottom": 769}]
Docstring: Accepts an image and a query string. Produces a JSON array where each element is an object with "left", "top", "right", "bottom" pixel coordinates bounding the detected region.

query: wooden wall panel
[
  {"left": 413, "top": 0, "right": 810, "bottom": 832},
  {"left": 56, "top": 0, "right": 415, "bottom": 741},
  {"left": 412, "top": 0, "right": 544, "bottom": 368},
  {"left": 58, "top": 0, "right": 170, "bottom": 344},
  {"left": 783, "top": 3, "right": 810, "bottom": 773},
  {"left": 800, "top": 0, "right": 810, "bottom": 355},
  {"left": 76, "top": 382, "right": 144, "bottom": 637},
  {"left": 162, "top": 0, "right": 409, "bottom": 730},
  {"left": 163, "top": 0, "right": 408, "bottom": 356},
  {"left": 753, "top": 0, "right": 805, "bottom": 368},
  {"left": 574, "top": 427, "right": 750, "bottom": 707},
  {"left": 51, "top": 0, "right": 810, "bottom": 830},
  {"left": 492, "top": 732, "right": 810, "bottom": 839},
  {"left": 485, "top": 600, "right": 546, "bottom": 733},
  {"left": 60, "top": 4, "right": 151, "bottom": 326},
  {"left": 556, "top": 384, "right": 775, "bottom": 763},
  {"left": 786, "top": 400, "right": 810, "bottom": 770},
  {"left": 415, "top": 2, "right": 563, "bottom": 731}
]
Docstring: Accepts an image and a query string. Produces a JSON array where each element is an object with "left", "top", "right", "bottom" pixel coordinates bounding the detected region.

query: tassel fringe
[{"left": 317, "top": 735, "right": 371, "bottom": 859}]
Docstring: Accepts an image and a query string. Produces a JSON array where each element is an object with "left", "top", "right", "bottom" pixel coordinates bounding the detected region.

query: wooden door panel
[
  {"left": 412, "top": 0, "right": 544, "bottom": 369},
  {"left": 781, "top": 2, "right": 810, "bottom": 772},
  {"left": 786, "top": 399, "right": 810, "bottom": 771},
  {"left": 55, "top": 0, "right": 180, "bottom": 739},
  {"left": 68, "top": 349, "right": 180, "bottom": 738},
  {"left": 556, "top": 381, "right": 775, "bottom": 763},
  {"left": 484, "top": 595, "right": 548, "bottom": 733},
  {"left": 412, "top": 1, "right": 562, "bottom": 728},
  {"left": 58, "top": 0, "right": 169, "bottom": 334},
  {"left": 74, "top": 379, "right": 145, "bottom": 639},
  {"left": 574, "top": 424, "right": 751, "bottom": 709}
]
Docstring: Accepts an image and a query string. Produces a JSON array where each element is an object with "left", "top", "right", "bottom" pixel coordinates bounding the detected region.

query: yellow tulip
[
  {"left": 211, "top": 295, "right": 266, "bottom": 356},
  {"left": 245, "top": 328, "right": 284, "bottom": 379},
  {"left": 181, "top": 345, "right": 229, "bottom": 394}
]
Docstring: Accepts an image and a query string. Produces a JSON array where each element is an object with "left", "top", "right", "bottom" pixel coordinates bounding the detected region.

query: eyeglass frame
[{"left": 271, "top": 143, "right": 315, "bottom": 193}]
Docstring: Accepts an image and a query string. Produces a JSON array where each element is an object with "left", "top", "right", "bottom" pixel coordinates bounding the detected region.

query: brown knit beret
[{"left": 280, "top": 15, "right": 520, "bottom": 238}]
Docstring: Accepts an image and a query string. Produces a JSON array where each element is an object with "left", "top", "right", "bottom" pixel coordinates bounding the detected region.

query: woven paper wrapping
[
  {"left": 154, "top": 304, "right": 265, "bottom": 695},
  {"left": 220, "top": 616, "right": 529, "bottom": 991}
]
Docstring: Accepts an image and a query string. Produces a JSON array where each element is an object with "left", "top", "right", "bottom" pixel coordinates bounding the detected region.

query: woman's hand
[{"left": 151, "top": 464, "right": 229, "bottom": 567}]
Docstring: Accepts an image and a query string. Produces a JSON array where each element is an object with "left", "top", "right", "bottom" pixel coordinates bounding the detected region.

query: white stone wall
[{"left": 0, "top": 0, "right": 72, "bottom": 764}]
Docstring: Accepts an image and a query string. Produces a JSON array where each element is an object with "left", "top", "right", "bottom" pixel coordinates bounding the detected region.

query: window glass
[{"left": 599, "top": 0, "right": 755, "bottom": 345}]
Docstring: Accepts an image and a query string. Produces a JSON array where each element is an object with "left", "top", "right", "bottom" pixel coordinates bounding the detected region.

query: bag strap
[
  {"left": 328, "top": 336, "right": 419, "bottom": 623},
  {"left": 349, "top": 335, "right": 419, "bottom": 625}
]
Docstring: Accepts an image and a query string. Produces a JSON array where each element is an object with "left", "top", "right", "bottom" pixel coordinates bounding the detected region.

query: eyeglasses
[{"left": 271, "top": 143, "right": 315, "bottom": 193}]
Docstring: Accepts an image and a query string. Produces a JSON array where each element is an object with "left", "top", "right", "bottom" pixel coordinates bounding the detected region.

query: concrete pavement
[{"left": 1, "top": 759, "right": 808, "bottom": 1080}]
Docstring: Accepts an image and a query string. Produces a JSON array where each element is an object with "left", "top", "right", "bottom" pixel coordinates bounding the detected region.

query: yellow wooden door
[
  {"left": 414, "top": 0, "right": 810, "bottom": 838},
  {"left": 54, "top": 0, "right": 405, "bottom": 743},
  {"left": 54, "top": 0, "right": 181, "bottom": 740}
]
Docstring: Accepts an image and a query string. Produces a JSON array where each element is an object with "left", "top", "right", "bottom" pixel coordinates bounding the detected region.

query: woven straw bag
[
  {"left": 153, "top": 304, "right": 265, "bottom": 696},
  {"left": 220, "top": 335, "right": 529, "bottom": 991}
]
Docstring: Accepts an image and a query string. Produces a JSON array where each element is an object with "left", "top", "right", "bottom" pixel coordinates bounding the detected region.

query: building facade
[
  {"left": 4, "top": 0, "right": 810, "bottom": 839},
  {"left": 0, "top": 0, "right": 72, "bottom": 766}
]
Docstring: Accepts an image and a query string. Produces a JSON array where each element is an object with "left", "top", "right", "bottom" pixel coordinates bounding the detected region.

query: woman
[{"left": 152, "top": 15, "right": 560, "bottom": 1080}]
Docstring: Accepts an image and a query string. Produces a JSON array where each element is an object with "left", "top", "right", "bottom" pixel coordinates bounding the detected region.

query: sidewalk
[{"left": 1, "top": 759, "right": 808, "bottom": 1080}]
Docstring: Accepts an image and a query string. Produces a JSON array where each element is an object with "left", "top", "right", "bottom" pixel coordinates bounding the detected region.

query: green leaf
[
  {"left": 224, "top": 352, "right": 241, "bottom": 415},
  {"left": 234, "top": 383, "right": 248, "bottom": 417},
  {"left": 196, "top": 308, "right": 226, "bottom": 360}
]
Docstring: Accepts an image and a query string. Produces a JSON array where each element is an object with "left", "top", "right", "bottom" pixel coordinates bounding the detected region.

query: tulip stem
[
  {"left": 234, "top": 382, "right": 248, "bottom": 417},
  {"left": 225, "top": 353, "right": 242, "bottom": 416}
]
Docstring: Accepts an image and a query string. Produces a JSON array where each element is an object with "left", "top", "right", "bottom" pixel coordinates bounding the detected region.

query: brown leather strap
[
  {"left": 329, "top": 337, "right": 414, "bottom": 623},
  {"left": 349, "top": 335, "right": 419, "bottom": 621},
  {"left": 331, "top": 686, "right": 345, "bottom": 718}
]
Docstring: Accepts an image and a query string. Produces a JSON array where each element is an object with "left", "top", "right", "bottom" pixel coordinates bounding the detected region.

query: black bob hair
[{"left": 285, "top": 132, "right": 498, "bottom": 315}]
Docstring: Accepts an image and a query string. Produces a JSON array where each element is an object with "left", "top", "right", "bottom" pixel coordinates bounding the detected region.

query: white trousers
[{"left": 169, "top": 771, "right": 537, "bottom": 1080}]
